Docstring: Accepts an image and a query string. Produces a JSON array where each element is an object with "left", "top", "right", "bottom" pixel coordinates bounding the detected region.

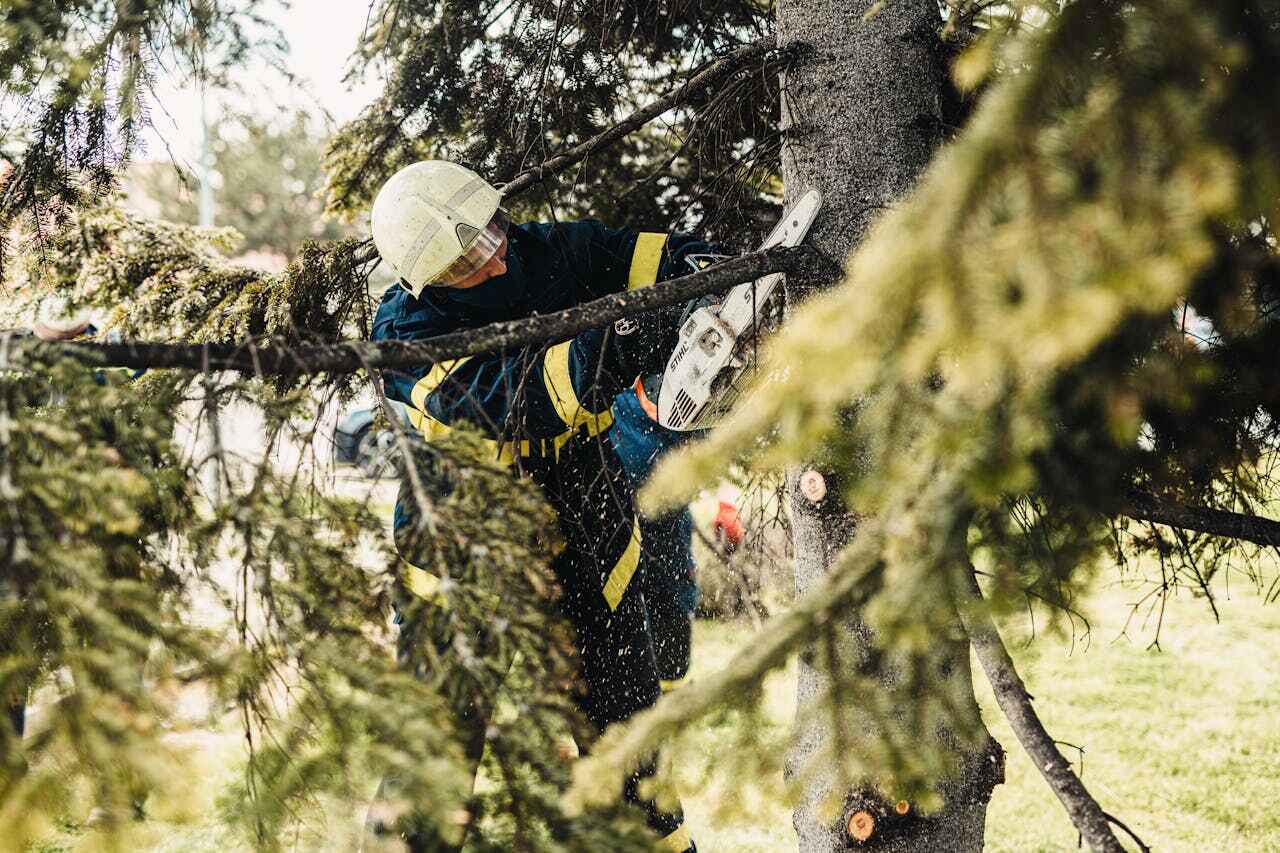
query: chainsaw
[{"left": 655, "top": 188, "right": 822, "bottom": 431}]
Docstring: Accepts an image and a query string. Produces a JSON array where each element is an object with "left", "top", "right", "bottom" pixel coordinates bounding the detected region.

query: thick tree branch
[
  {"left": 957, "top": 567, "right": 1132, "bottom": 853},
  {"left": 498, "top": 37, "right": 779, "bottom": 199},
  {"left": 16, "top": 246, "right": 813, "bottom": 375},
  {"left": 1122, "top": 490, "right": 1280, "bottom": 549}
]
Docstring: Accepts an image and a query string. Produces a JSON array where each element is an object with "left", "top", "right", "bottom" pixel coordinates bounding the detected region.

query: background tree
[{"left": 128, "top": 111, "right": 355, "bottom": 263}]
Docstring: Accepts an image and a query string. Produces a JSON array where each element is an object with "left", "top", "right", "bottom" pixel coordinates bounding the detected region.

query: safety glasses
[{"left": 431, "top": 209, "right": 510, "bottom": 287}]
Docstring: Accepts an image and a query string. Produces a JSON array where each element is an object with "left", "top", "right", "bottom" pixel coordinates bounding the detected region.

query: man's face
[{"left": 447, "top": 230, "right": 510, "bottom": 290}]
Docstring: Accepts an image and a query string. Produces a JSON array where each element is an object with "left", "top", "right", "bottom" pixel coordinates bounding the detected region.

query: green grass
[
  {"left": 679, "top": 579, "right": 1280, "bottom": 852},
  {"left": 34, "top": 578, "right": 1280, "bottom": 851}
]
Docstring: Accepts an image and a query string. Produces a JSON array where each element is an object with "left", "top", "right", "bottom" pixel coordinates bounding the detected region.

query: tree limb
[
  {"left": 1122, "top": 490, "right": 1280, "bottom": 549},
  {"left": 498, "top": 37, "right": 779, "bottom": 199},
  {"left": 956, "top": 566, "right": 1132, "bottom": 853},
  {"left": 15, "top": 246, "right": 813, "bottom": 375}
]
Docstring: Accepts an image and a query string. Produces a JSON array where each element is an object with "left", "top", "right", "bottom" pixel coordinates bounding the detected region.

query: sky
[{"left": 139, "top": 1, "right": 383, "bottom": 169}]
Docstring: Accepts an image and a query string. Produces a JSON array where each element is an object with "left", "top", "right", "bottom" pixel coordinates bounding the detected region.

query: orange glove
[{"left": 712, "top": 500, "right": 744, "bottom": 551}]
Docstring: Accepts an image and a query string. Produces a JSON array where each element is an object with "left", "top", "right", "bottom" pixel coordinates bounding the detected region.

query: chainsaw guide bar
[{"left": 656, "top": 188, "right": 822, "bottom": 431}]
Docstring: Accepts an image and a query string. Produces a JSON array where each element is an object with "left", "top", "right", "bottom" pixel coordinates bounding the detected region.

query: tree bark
[{"left": 777, "top": 2, "right": 1000, "bottom": 850}]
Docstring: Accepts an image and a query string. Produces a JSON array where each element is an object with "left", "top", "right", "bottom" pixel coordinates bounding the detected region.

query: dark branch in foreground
[
  {"left": 1122, "top": 490, "right": 1280, "bottom": 549},
  {"left": 957, "top": 567, "right": 1131, "bottom": 853},
  {"left": 12, "top": 246, "right": 814, "bottom": 375},
  {"left": 499, "top": 37, "right": 779, "bottom": 199}
]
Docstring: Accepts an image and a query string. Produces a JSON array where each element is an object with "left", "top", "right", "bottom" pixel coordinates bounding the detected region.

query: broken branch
[
  {"left": 1122, "top": 490, "right": 1280, "bottom": 549},
  {"left": 957, "top": 566, "right": 1130, "bottom": 853}
]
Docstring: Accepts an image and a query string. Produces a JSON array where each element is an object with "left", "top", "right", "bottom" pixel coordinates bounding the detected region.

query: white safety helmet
[{"left": 371, "top": 160, "right": 507, "bottom": 297}]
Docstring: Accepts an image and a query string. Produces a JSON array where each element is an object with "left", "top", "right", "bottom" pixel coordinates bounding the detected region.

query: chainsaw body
[{"left": 656, "top": 188, "right": 822, "bottom": 431}]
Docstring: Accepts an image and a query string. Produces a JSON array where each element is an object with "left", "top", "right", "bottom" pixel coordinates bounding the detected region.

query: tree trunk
[{"left": 777, "top": 2, "right": 1001, "bottom": 851}]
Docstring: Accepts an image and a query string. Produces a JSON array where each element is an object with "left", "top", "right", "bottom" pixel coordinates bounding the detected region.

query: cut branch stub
[
  {"left": 800, "top": 469, "right": 828, "bottom": 503},
  {"left": 847, "top": 810, "right": 875, "bottom": 843}
]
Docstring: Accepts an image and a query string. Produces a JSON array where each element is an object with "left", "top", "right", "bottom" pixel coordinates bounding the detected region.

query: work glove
[{"left": 609, "top": 302, "right": 685, "bottom": 382}]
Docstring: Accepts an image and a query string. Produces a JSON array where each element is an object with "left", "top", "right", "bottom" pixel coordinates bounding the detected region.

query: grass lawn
[
  {"left": 680, "top": 578, "right": 1280, "bottom": 852},
  {"left": 32, "top": 574, "right": 1280, "bottom": 851}
]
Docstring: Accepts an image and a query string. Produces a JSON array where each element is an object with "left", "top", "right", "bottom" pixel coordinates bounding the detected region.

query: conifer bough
[
  {"left": 18, "top": 246, "right": 814, "bottom": 374},
  {"left": 498, "top": 37, "right": 780, "bottom": 197}
]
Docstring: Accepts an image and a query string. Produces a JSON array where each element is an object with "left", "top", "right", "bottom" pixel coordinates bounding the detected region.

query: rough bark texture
[{"left": 777, "top": 2, "right": 999, "bottom": 850}]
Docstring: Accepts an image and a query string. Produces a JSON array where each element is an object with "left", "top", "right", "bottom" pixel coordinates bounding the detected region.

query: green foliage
[
  {"left": 580, "top": 0, "right": 1280, "bottom": 813},
  {"left": 0, "top": 351, "right": 641, "bottom": 849},
  {"left": 6, "top": 0, "right": 1280, "bottom": 846},
  {"left": 382, "top": 434, "right": 654, "bottom": 851},
  {"left": 0, "top": 0, "right": 280, "bottom": 273},
  {"left": 0, "top": 355, "right": 209, "bottom": 847},
  {"left": 5, "top": 202, "right": 379, "bottom": 397}
]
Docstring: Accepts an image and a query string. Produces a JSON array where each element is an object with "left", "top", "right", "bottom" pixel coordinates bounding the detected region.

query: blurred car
[{"left": 334, "top": 400, "right": 413, "bottom": 477}]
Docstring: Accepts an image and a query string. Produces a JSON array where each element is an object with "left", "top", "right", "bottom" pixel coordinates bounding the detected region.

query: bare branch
[
  {"left": 1122, "top": 490, "right": 1280, "bottom": 549},
  {"left": 15, "top": 245, "right": 814, "bottom": 375},
  {"left": 957, "top": 566, "right": 1130, "bottom": 853},
  {"left": 498, "top": 37, "right": 780, "bottom": 199}
]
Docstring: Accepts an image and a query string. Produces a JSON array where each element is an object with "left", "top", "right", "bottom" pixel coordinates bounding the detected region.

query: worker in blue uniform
[{"left": 367, "top": 160, "right": 714, "bottom": 852}]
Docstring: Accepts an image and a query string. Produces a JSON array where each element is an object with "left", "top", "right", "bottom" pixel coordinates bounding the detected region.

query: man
[{"left": 369, "top": 160, "right": 716, "bottom": 852}]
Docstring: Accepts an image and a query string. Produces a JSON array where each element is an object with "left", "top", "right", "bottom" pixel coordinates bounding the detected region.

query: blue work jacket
[{"left": 372, "top": 220, "right": 714, "bottom": 465}]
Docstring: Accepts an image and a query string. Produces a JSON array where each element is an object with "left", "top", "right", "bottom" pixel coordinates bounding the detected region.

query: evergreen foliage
[
  {"left": 323, "top": 0, "right": 781, "bottom": 244},
  {"left": 1, "top": 0, "right": 1278, "bottom": 849},
  {"left": 587, "top": 0, "right": 1280, "bottom": 814},
  {"left": 0, "top": 356, "right": 203, "bottom": 845},
  {"left": 0, "top": 0, "right": 277, "bottom": 274}
]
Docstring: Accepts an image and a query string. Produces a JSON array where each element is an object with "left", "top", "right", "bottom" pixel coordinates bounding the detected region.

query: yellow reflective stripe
[
  {"left": 602, "top": 521, "right": 642, "bottom": 611},
  {"left": 402, "top": 559, "right": 442, "bottom": 602},
  {"left": 400, "top": 560, "right": 502, "bottom": 611},
  {"left": 628, "top": 232, "right": 669, "bottom": 290},
  {"left": 406, "top": 350, "right": 615, "bottom": 464},
  {"left": 542, "top": 340, "right": 614, "bottom": 440},
  {"left": 410, "top": 357, "right": 471, "bottom": 411},
  {"left": 551, "top": 408, "right": 613, "bottom": 453},
  {"left": 542, "top": 340, "right": 581, "bottom": 428},
  {"left": 659, "top": 676, "right": 688, "bottom": 693},
  {"left": 406, "top": 407, "right": 452, "bottom": 441},
  {"left": 407, "top": 358, "right": 526, "bottom": 465},
  {"left": 659, "top": 825, "right": 692, "bottom": 852}
]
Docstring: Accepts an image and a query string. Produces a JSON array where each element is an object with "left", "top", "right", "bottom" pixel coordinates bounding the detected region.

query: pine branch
[
  {"left": 498, "top": 37, "right": 780, "bottom": 199},
  {"left": 1122, "top": 490, "right": 1280, "bottom": 549},
  {"left": 957, "top": 567, "right": 1133, "bottom": 853},
  {"left": 15, "top": 246, "right": 813, "bottom": 375}
]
